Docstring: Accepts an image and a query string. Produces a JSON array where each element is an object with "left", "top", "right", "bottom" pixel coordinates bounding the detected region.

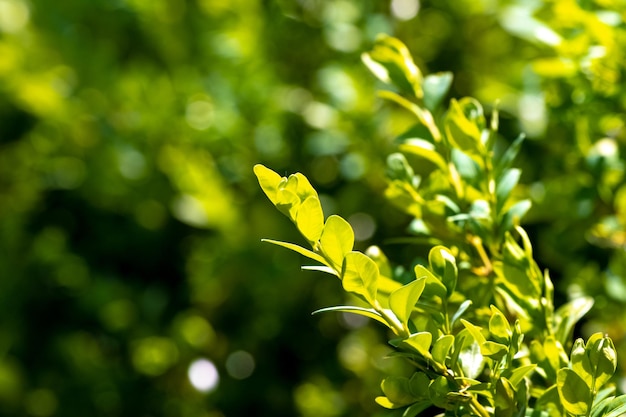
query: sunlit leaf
[
  {"left": 428, "top": 246, "right": 457, "bottom": 297},
  {"left": 431, "top": 334, "right": 454, "bottom": 366},
  {"left": 553, "top": 297, "right": 594, "bottom": 347},
  {"left": 399, "top": 140, "right": 447, "bottom": 171},
  {"left": 496, "top": 168, "right": 521, "bottom": 213},
  {"left": 444, "top": 98, "right": 484, "bottom": 154},
  {"left": 296, "top": 196, "right": 324, "bottom": 242},
  {"left": 253, "top": 164, "right": 284, "bottom": 205},
  {"left": 557, "top": 368, "right": 591, "bottom": 416},
  {"left": 423, "top": 72, "right": 453, "bottom": 111},
  {"left": 262, "top": 239, "right": 328, "bottom": 266},
  {"left": 389, "top": 277, "right": 426, "bottom": 329},
  {"left": 312, "top": 305, "right": 391, "bottom": 328},
  {"left": 320, "top": 215, "right": 354, "bottom": 271},
  {"left": 414, "top": 265, "right": 447, "bottom": 299},
  {"left": 403, "top": 331, "right": 432, "bottom": 357},
  {"left": 489, "top": 305, "right": 512, "bottom": 343},
  {"left": 342, "top": 251, "right": 379, "bottom": 305}
]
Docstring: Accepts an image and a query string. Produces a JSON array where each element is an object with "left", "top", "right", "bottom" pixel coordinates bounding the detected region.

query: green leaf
[
  {"left": 460, "top": 319, "right": 486, "bottom": 345},
  {"left": 500, "top": 199, "right": 532, "bottom": 233},
  {"left": 496, "top": 134, "right": 525, "bottom": 175},
  {"left": 403, "top": 332, "right": 433, "bottom": 357},
  {"left": 423, "top": 72, "right": 453, "bottom": 111},
  {"left": 496, "top": 168, "right": 521, "bottom": 213},
  {"left": 428, "top": 246, "right": 458, "bottom": 297},
  {"left": 408, "top": 372, "right": 431, "bottom": 400},
  {"left": 432, "top": 334, "right": 455, "bottom": 366},
  {"left": 489, "top": 305, "right": 512, "bottom": 343},
  {"left": 450, "top": 299, "right": 472, "bottom": 327},
  {"left": 291, "top": 172, "right": 319, "bottom": 202},
  {"left": 342, "top": 251, "right": 379, "bottom": 305},
  {"left": 262, "top": 239, "right": 329, "bottom": 266},
  {"left": 362, "top": 34, "right": 423, "bottom": 98},
  {"left": 458, "top": 340, "right": 484, "bottom": 380},
  {"left": 399, "top": 140, "right": 448, "bottom": 171},
  {"left": 570, "top": 338, "right": 593, "bottom": 388},
  {"left": 495, "top": 378, "right": 516, "bottom": 417},
  {"left": 602, "top": 395, "right": 626, "bottom": 417},
  {"left": 402, "top": 401, "right": 431, "bottom": 417},
  {"left": 535, "top": 385, "right": 563, "bottom": 417},
  {"left": 295, "top": 196, "right": 324, "bottom": 242},
  {"left": 312, "top": 305, "right": 391, "bottom": 328},
  {"left": 275, "top": 187, "right": 300, "bottom": 219},
  {"left": 482, "top": 341, "right": 509, "bottom": 359},
  {"left": 504, "top": 364, "right": 536, "bottom": 387},
  {"left": 254, "top": 164, "right": 284, "bottom": 205},
  {"left": 553, "top": 297, "right": 594, "bottom": 347},
  {"left": 389, "top": 277, "right": 427, "bottom": 329},
  {"left": 444, "top": 98, "right": 484, "bottom": 154},
  {"left": 380, "top": 376, "right": 416, "bottom": 407},
  {"left": 414, "top": 265, "right": 448, "bottom": 299},
  {"left": 320, "top": 215, "right": 354, "bottom": 271},
  {"left": 557, "top": 368, "right": 591, "bottom": 416},
  {"left": 428, "top": 375, "right": 455, "bottom": 409},
  {"left": 586, "top": 333, "right": 617, "bottom": 390},
  {"left": 386, "top": 152, "right": 417, "bottom": 184}
]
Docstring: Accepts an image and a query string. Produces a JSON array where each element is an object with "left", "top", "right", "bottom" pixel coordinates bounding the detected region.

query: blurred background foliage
[{"left": 0, "top": 0, "right": 625, "bottom": 416}]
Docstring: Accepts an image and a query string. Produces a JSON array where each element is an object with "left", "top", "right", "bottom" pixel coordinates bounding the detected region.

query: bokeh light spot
[
  {"left": 188, "top": 359, "right": 219, "bottom": 393},
  {"left": 25, "top": 389, "right": 58, "bottom": 417},
  {"left": 186, "top": 97, "right": 214, "bottom": 131},
  {"left": 225, "top": 350, "right": 255, "bottom": 380},
  {"left": 348, "top": 212, "right": 376, "bottom": 242},
  {"left": 391, "top": 0, "right": 420, "bottom": 21},
  {"left": 0, "top": 0, "right": 29, "bottom": 33}
]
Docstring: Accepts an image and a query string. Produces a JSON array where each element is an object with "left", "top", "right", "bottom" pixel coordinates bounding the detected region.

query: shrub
[{"left": 255, "top": 35, "right": 626, "bottom": 417}]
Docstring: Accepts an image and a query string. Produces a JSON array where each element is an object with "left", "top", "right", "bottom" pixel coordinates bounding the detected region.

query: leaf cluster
[{"left": 255, "top": 35, "right": 625, "bottom": 417}]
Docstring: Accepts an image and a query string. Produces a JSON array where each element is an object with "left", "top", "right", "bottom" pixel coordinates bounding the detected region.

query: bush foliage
[{"left": 1, "top": 1, "right": 626, "bottom": 416}]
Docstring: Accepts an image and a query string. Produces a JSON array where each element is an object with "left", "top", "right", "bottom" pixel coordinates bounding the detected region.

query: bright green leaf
[
  {"left": 428, "top": 246, "right": 458, "bottom": 296},
  {"left": 312, "top": 305, "right": 391, "bottom": 328},
  {"left": 586, "top": 333, "right": 617, "bottom": 390},
  {"left": 296, "top": 196, "right": 324, "bottom": 242},
  {"left": 389, "top": 277, "right": 426, "bottom": 329},
  {"left": 342, "top": 251, "right": 379, "bottom": 305},
  {"left": 553, "top": 297, "right": 594, "bottom": 348},
  {"left": 489, "top": 305, "right": 512, "bottom": 343},
  {"left": 432, "top": 334, "right": 455, "bottom": 366},
  {"left": 381, "top": 376, "right": 416, "bottom": 407},
  {"left": 504, "top": 364, "right": 537, "bottom": 387},
  {"left": 423, "top": 72, "right": 453, "bottom": 111},
  {"left": 557, "top": 368, "right": 591, "bottom": 416},
  {"left": 414, "top": 265, "right": 448, "bottom": 299},
  {"left": 262, "top": 239, "right": 329, "bottom": 266},
  {"left": 403, "top": 332, "right": 433, "bottom": 357},
  {"left": 320, "top": 215, "right": 354, "bottom": 271},
  {"left": 444, "top": 98, "right": 484, "bottom": 154},
  {"left": 399, "top": 140, "right": 448, "bottom": 171},
  {"left": 253, "top": 164, "right": 284, "bottom": 205}
]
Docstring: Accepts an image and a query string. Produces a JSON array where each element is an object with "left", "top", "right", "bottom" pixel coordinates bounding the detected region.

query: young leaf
[
  {"left": 553, "top": 297, "right": 594, "bottom": 347},
  {"left": 262, "top": 239, "right": 329, "bottom": 266},
  {"left": 414, "top": 265, "right": 448, "bottom": 299},
  {"left": 361, "top": 34, "right": 423, "bottom": 98},
  {"left": 504, "top": 364, "right": 537, "bottom": 387},
  {"left": 602, "top": 395, "right": 626, "bottom": 417},
  {"left": 495, "top": 134, "right": 525, "bottom": 174},
  {"left": 403, "top": 332, "right": 433, "bottom": 357},
  {"left": 489, "top": 305, "right": 512, "bottom": 343},
  {"left": 320, "top": 215, "right": 354, "bottom": 271},
  {"left": 428, "top": 246, "right": 458, "bottom": 296},
  {"left": 342, "top": 251, "right": 379, "bottom": 306},
  {"left": 460, "top": 319, "right": 486, "bottom": 345},
  {"left": 312, "top": 305, "right": 391, "bottom": 328},
  {"left": 496, "top": 168, "right": 521, "bottom": 213},
  {"left": 253, "top": 164, "right": 283, "bottom": 205},
  {"left": 295, "top": 196, "right": 324, "bottom": 243},
  {"left": 586, "top": 333, "right": 617, "bottom": 390},
  {"left": 423, "top": 72, "right": 453, "bottom": 111},
  {"left": 557, "top": 368, "right": 591, "bottom": 416},
  {"left": 399, "top": 140, "right": 448, "bottom": 171},
  {"left": 450, "top": 299, "right": 472, "bottom": 327},
  {"left": 389, "top": 277, "right": 427, "bottom": 329},
  {"left": 444, "top": 98, "right": 484, "bottom": 154},
  {"left": 380, "top": 376, "right": 416, "bottom": 407},
  {"left": 431, "top": 334, "right": 455, "bottom": 366},
  {"left": 570, "top": 338, "right": 593, "bottom": 388}
]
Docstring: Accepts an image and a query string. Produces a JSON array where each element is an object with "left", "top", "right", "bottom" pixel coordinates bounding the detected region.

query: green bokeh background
[{"left": 1, "top": 0, "right": 626, "bottom": 416}]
